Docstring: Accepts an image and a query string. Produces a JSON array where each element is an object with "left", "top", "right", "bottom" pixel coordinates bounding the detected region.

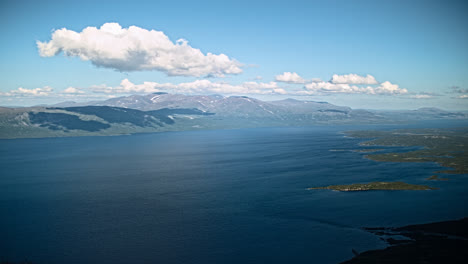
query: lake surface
[{"left": 1, "top": 122, "right": 467, "bottom": 264}]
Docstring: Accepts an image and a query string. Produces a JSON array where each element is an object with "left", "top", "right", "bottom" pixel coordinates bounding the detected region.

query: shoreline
[{"left": 341, "top": 217, "right": 468, "bottom": 263}]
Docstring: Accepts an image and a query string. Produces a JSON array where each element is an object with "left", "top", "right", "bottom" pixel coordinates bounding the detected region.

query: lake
[{"left": 1, "top": 122, "right": 467, "bottom": 263}]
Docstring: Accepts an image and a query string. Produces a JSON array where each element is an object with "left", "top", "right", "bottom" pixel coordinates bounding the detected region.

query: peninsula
[
  {"left": 345, "top": 128, "right": 468, "bottom": 175},
  {"left": 342, "top": 218, "right": 468, "bottom": 263},
  {"left": 309, "top": 181, "right": 435, "bottom": 192}
]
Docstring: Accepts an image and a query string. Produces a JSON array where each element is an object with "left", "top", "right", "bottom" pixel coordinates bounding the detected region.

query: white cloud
[
  {"left": 0, "top": 86, "right": 53, "bottom": 97},
  {"left": 167, "top": 79, "right": 286, "bottom": 95},
  {"left": 62, "top": 87, "right": 84, "bottom": 94},
  {"left": 37, "top": 23, "right": 243, "bottom": 77},
  {"left": 272, "top": 72, "right": 407, "bottom": 95},
  {"left": 303, "top": 82, "right": 374, "bottom": 94},
  {"left": 0, "top": 73, "right": 409, "bottom": 101},
  {"left": 457, "top": 95, "right": 468, "bottom": 99},
  {"left": 90, "top": 79, "right": 285, "bottom": 95},
  {"left": 331, "top": 74, "right": 378, "bottom": 84},
  {"left": 374, "top": 81, "right": 408, "bottom": 94},
  {"left": 303, "top": 80, "right": 407, "bottom": 95},
  {"left": 275, "top": 72, "right": 306, "bottom": 84},
  {"left": 0, "top": 86, "right": 116, "bottom": 102},
  {"left": 90, "top": 79, "right": 174, "bottom": 94}
]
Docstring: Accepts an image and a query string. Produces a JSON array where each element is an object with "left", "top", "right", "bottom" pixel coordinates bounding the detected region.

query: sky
[{"left": 1, "top": 0, "right": 468, "bottom": 110}]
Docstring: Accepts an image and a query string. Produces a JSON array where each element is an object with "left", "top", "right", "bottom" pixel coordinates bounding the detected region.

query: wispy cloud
[
  {"left": 0, "top": 86, "right": 53, "bottom": 97},
  {"left": 446, "top": 86, "right": 468, "bottom": 99},
  {"left": 448, "top": 86, "right": 468, "bottom": 94},
  {"left": 447, "top": 85, "right": 468, "bottom": 99},
  {"left": 0, "top": 86, "right": 111, "bottom": 101},
  {"left": 37, "top": 23, "right": 243, "bottom": 77},
  {"left": 409, "top": 94, "right": 433, "bottom": 99},
  {"left": 405, "top": 91, "right": 443, "bottom": 99}
]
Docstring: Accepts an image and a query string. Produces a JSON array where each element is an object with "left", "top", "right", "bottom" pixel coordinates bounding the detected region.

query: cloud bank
[
  {"left": 37, "top": 23, "right": 243, "bottom": 77},
  {"left": 0, "top": 86, "right": 53, "bottom": 97},
  {"left": 301, "top": 74, "right": 407, "bottom": 95},
  {"left": 0, "top": 73, "right": 412, "bottom": 100},
  {"left": 88, "top": 75, "right": 407, "bottom": 96},
  {"left": 90, "top": 79, "right": 286, "bottom": 95}
]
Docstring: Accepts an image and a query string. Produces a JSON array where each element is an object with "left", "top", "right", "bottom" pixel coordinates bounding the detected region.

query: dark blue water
[{"left": 1, "top": 122, "right": 467, "bottom": 264}]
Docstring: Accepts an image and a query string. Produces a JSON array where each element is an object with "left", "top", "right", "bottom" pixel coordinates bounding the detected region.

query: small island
[{"left": 309, "top": 181, "right": 436, "bottom": 191}]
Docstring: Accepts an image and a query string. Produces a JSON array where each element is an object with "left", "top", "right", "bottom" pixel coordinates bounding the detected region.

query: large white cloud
[
  {"left": 37, "top": 23, "right": 243, "bottom": 77},
  {"left": 275, "top": 72, "right": 306, "bottom": 84},
  {"left": 331, "top": 74, "right": 378, "bottom": 84},
  {"left": 90, "top": 79, "right": 286, "bottom": 95}
]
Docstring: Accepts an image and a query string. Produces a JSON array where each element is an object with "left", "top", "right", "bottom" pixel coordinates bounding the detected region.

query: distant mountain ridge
[
  {"left": 0, "top": 93, "right": 466, "bottom": 139},
  {"left": 62, "top": 92, "right": 467, "bottom": 121},
  {"left": 54, "top": 93, "right": 377, "bottom": 121}
]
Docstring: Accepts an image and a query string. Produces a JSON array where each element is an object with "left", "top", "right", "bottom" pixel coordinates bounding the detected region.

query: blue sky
[{"left": 1, "top": 0, "right": 467, "bottom": 109}]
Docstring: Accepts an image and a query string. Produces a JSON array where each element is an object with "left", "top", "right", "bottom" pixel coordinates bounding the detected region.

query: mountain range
[{"left": 0, "top": 93, "right": 466, "bottom": 139}]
